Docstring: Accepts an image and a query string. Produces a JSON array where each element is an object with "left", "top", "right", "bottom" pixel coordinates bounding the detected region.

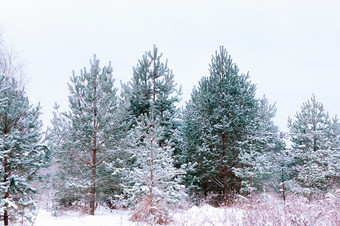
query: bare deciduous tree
[{"left": 0, "top": 29, "right": 26, "bottom": 87}]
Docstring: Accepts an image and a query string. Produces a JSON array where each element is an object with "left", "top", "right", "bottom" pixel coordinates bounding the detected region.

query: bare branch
[{"left": 209, "top": 176, "right": 224, "bottom": 188}]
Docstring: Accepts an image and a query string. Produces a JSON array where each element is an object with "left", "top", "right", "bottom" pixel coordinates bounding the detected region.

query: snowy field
[
  {"left": 4, "top": 192, "right": 339, "bottom": 225},
  {"left": 32, "top": 205, "right": 240, "bottom": 226},
  {"left": 34, "top": 208, "right": 134, "bottom": 226}
]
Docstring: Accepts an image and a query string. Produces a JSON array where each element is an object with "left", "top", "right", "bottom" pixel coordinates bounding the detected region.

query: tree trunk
[
  {"left": 149, "top": 57, "right": 156, "bottom": 198},
  {"left": 150, "top": 138, "right": 154, "bottom": 197},
  {"left": 90, "top": 71, "right": 98, "bottom": 215},
  {"left": 90, "top": 163, "right": 96, "bottom": 215},
  {"left": 4, "top": 209, "right": 8, "bottom": 226},
  {"left": 90, "top": 120, "right": 97, "bottom": 215},
  {"left": 223, "top": 185, "right": 228, "bottom": 205},
  {"left": 3, "top": 157, "right": 9, "bottom": 226},
  {"left": 3, "top": 116, "right": 9, "bottom": 226}
]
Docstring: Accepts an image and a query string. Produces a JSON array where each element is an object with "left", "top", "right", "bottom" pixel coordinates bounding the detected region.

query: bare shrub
[
  {"left": 130, "top": 195, "right": 171, "bottom": 225},
  {"left": 51, "top": 200, "right": 90, "bottom": 217},
  {"left": 237, "top": 192, "right": 340, "bottom": 225}
]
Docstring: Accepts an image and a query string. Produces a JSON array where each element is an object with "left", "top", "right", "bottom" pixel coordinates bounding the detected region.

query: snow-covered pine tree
[
  {"left": 180, "top": 47, "right": 283, "bottom": 204},
  {"left": 287, "top": 95, "right": 340, "bottom": 200},
  {"left": 120, "top": 114, "right": 186, "bottom": 223},
  {"left": 0, "top": 75, "right": 49, "bottom": 225},
  {"left": 327, "top": 117, "right": 340, "bottom": 186},
  {"left": 180, "top": 47, "right": 258, "bottom": 203},
  {"left": 49, "top": 55, "right": 126, "bottom": 215},
  {"left": 118, "top": 46, "right": 185, "bottom": 223},
  {"left": 123, "top": 45, "right": 181, "bottom": 145},
  {"left": 233, "top": 97, "right": 285, "bottom": 194}
]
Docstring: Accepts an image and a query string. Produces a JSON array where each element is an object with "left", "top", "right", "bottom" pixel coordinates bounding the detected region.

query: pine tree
[
  {"left": 123, "top": 45, "right": 181, "bottom": 144},
  {"left": 180, "top": 47, "right": 283, "bottom": 203},
  {"left": 49, "top": 55, "right": 126, "bottom": 215},
  {"left": 287, "top": 95, "right": 340, "bottom": 200},
  {"left": 0, "top": 75, "right": 49, "bottom": 225},
  {"left": 233, "top": 97, "right": 285, "bottom": 193},
  {"left": 119, "top": 114, "right": 186, "bottom": 223},
  {"left": 118, "top": 46, "right": 185, "bottom": 223}
]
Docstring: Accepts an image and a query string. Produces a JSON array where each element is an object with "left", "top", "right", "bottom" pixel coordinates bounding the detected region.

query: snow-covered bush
[{"left": 118, "top": 115, "right": 186, "bottom": 224}]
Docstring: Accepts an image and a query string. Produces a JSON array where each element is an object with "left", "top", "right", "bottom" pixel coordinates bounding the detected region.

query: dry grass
[
  {"left": 236, "top": 191, "right": 340, "bottom": 226},
  {"left": 173, "top": 191, "right": 340, "bottom": 225},
  {"left": 43, "top": 190, "right": 340, "bottom": 225},
  {"left": 130, "top": 195, "right": 171, "bottom": 225}
]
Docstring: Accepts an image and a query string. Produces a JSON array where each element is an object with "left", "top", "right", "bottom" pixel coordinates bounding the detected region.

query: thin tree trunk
[
  {"left": 4, "top": 209, "right": 8, "bottom": 226},
  {"left": 90, "top": 127, "right": 96, "bottom": 214},
  {"left": 281, "top": 168, "right": 286, "bottom": 206},
  {"left": 223, "top": 185, "right": 228, "bottom": 205},
  {"left": 90, "top": 71, "right": 98, "bottom": 215},
  {"left": 3, "top": 157, "right": 9, "bottom": 226},
  {"left": 90, "top": 163, "right": 96, "bottom": 215},
  {"left": 144, "top": 74, "right": 147, "bottom": 99},
  {"left": 221, "top": 134, "right": 228, "bottom": 203},
  {"left": 150, "top": 138, "right": 154, "bottom": 197},
  {"left": 3, "top": 116, "right": 9, "bottom": 226},
  {"left": 149, "top": 57, "right": 156, "bottom": 197}
]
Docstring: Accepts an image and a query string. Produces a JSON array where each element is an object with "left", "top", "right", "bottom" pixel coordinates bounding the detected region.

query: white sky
[{"left": 1, "top": 0, "right": 340, "bottom": 132}]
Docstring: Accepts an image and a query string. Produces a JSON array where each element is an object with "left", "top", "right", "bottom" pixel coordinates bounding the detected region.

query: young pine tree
[
  {"left": 288, "top": 95, "right": 340, "bottom": 200},
  {"left": 233, "top": 97, "right": 285, "bottom": 194},
  {"left": 123, "top": 45, "right": 181, "bottom": 144},
  {"left": 50, "top": 55, "right": 126, "bottom": 215},
  {"left": 119, "top": 46, "right": 185, "bottom": 223},
  {"left": 120, "top": 114, "right": 186, "bottom": 223},
  {"left": 0, "top": 75, "right": 49, "bottom": 225}
]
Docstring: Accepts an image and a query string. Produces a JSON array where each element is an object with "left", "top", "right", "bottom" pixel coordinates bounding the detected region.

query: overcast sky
[{"left": 1, "top": 0, "right": 340, "bottom": 132}]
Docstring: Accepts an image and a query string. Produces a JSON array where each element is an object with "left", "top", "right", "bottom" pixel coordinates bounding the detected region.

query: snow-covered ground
[
  {"left": 32, "top": 205, "right": 241, "bottom": 226},
  {"left": 34, "top": 208, "right": 134, "bottom": 226},
  {"left": 7, "top": 192, "right": 339, "bottom": 225},
  {"left": 172, "top": 204, "right": 242, "bottom": 226}
]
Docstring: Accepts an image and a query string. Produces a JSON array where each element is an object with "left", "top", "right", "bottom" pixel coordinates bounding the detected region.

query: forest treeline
[{"left": 1, "top": 41, "right": 339, "bottom": 224}]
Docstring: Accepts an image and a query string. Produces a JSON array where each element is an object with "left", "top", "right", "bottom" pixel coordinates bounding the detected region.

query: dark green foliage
[
  {"left": 179, "top": 47, "right": 284, "bottom": 204},
  {"left": 123, "top": 45, "right": 181, "bottom": 144},
  {"left": 0, "top": 75, "right": 49, "bottom": 223}
]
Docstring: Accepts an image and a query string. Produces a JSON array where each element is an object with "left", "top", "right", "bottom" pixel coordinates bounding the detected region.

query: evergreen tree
[
  {"left": 180, "top": 47, "right": 283, "bottom": 203},
  {"left": 0, "top": 75, "right": 49, "bottom": 225},
  {"left": 233, "top": 97, "right": 285, "bottom": 193},
  {"left": 123, "top": 45, "right": 181, "bottom": 144},
  {"left": 287, "top": 95, "right": 340, "bottom": 199},
  {"left": 49, "top": 55, "right": 126, "bottom": 215},
  {"left": 118, "top": 46, "right": 185, "bottom": 223},
  {"left": 119, "top": 114, "right": 186, "bottom": 223}
]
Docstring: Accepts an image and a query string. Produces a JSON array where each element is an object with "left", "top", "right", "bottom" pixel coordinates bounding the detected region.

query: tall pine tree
[
  {"left": 180, "top": 47, "right": 283, "bottom": 203},
  {"left": 50, "top": 55, "right": 126, "bottom": 215},
  {"left": 118, "top": 46, "right": 185, "bottom": 223},
  {"left": 0, "top": 75, "right": 49, "bottom": 225}
]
